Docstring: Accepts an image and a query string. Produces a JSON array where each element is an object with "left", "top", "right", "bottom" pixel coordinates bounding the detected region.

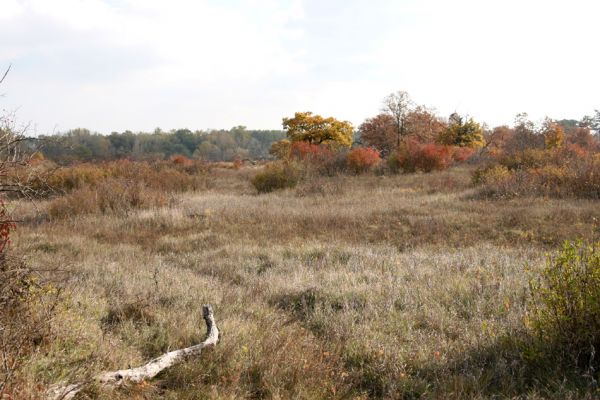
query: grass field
[{"left": 13, "top": 166, "right": 600, "bottom": 399}]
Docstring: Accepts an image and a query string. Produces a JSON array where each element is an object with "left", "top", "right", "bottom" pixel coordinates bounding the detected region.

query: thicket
[
  {"left": 32, "top": 158, "right": 209, "bottom": 217},
  {"left": 528, "top": 241, "right": 600, "bottom": 370},
  {"left": 474, "top": 121, "right": 600, "bottom": 199},
  {"left": 0, "top": 77, "right": 59, "bottom": 397}
]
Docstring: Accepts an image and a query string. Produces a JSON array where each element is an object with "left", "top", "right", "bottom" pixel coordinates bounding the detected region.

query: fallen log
[{"left": 47, "top": 304, "right": 219, "bottom": 400}]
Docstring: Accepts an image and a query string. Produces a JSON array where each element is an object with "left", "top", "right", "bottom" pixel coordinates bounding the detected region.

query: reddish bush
[
  {"left": 288, "top": 141, "right": 348, "bottom": 176},
  {"left": 0, "top": 201, "right": 14, "bottom": 253},
  {"left": 346, "top": 147, "right": 381, "bottom": 173},
  {"left": 172, "top": 155, "right": 194, "bottom": 166},
  {"left": 451, "top": 146, "right": 476, "bottom": 162},
  {"left": 290, "top": 142, "right": 334, "bottom": 162},
  {"left": 394, "top": 141, "right": 454, "bottom": 173}
]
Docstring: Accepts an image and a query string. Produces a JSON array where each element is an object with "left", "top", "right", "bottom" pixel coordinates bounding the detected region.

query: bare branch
[
  {"left": 0, "top": 65, "right": 10, "bottom": 85},
  {"left": 47, "top": 304, "right": 219, "bottom": 400}
]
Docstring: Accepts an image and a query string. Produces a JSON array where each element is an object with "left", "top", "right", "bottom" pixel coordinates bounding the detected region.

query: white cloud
[{"left": 1, "top": 0, "right": 598, "bottom": 133}]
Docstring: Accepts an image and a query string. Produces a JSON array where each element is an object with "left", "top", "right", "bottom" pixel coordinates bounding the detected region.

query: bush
[
  {"left": 251, "top": 162, "right": 302, "bottom": 193},
  {"left": 451, "top": 146, "right": 476, "bottom": 162},
  {"left": 472, "top": 165, "right": 512, "bottom": 185},
  {"left": 346, "top": 147, "right": 381, "bottom": 174},
  {"left": 395, "top": 141, "right": 454, "bottom": 173},
  {"left": 528, "top": 241, "right": 600, "bottom": 367},
  {"left": 24, "top": 159, "right": 208, "bottom": 198},
  {"left": 290, "top": 142, "right": 334, "bottom": 163},
  {"left": 0, "top": 257, "right": 58, "bottom": 398},
  {"left": 475, "top": 147, "right": 600, "bottom": 199},
  {"left": 48, "top": 178, "right": 169, "bottom": 218}
]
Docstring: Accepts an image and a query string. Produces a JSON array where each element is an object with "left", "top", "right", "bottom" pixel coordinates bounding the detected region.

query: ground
[{"left": 14, "top": 166, "right": 600, "bottom": 399}]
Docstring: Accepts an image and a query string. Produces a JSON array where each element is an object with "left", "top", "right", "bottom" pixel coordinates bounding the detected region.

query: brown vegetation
[{"left": 6, "top": 163, "right": 600, "bottom": 399}]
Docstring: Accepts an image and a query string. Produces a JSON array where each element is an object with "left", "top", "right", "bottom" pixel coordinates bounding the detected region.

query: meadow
[{"left": 9, "top": 163, "right": 600, "bottom": 399}]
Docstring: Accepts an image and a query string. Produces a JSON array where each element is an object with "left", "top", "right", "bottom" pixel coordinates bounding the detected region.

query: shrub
[
  {"left": 451, "top": 146, "right": 476, "bottom": 162},
  {"left": 395, "top": 141, "right": 453, "bottom": 173},
  {"left": 346, "top": 147, "right": 381, "bottom": 174},
  {"left": 251, "top": 161, "right": 302, "bottom": 193},
  {"left": 24, "top": 159, "right": 208, "bottom": 198},
  {"left": 475, "top": 148, "right": 600, "bottom": 199},
  {"left": 171, "top": 155, "right": 194, "bottom": 166},
  {"left": 269, "top": 139, "right": 292, "bottom": 159},
  {"left": 472, "top": 165, "right": 512, "bottom": 185},
  {"left": 287, "top": 141, "right": 348, "bottom": 176},
  {"left": 0, "top": 257, "right": 58, "bottom": 398},
  {"left": 528, "top": 241, "right": 600, "bottom": 367},
  {"left": 290, "top": 142, "right": 334, "bottom": 163},
  {"left": 48, "top": 178, "right": 169, "bottom": 218}
]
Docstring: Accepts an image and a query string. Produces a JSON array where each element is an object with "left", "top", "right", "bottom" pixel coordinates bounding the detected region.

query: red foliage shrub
[
  {"left": 288, "top": 141, "right": 348, "bottom": 176},
  {"left": 346, "top": 147, "right": 381, "bottom": 173},
  {"left": 451, "top": 146, "right": 476, "bottom": 162},
  {"left": 395, "top": 141, "right": 454, "bottom": 173},
  {"left": 0, "top": 201, "right": 14, "bottom": 253},
  {"left": 172, "top": 155, "right": 194, "bottom": 166},
  {"left": 290, "top": 142, "right": 334, "bottom": 163}
]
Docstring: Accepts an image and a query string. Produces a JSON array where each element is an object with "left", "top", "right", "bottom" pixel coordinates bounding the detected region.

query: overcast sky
[{"left": 1, "top": 0, "right": 598, "bottom": 134}]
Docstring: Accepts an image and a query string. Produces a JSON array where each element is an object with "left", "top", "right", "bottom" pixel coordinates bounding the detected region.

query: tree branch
[
  {"left": 0, "top": 65, "right": 10, "bottom": 85},
  {"left": 46, "top": 304, "right": 219, "bottom": 400}
]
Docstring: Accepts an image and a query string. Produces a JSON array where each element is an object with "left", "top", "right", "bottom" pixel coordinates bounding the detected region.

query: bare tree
[{"left": 381, "top": 91, "right": 414, "bottom": 150}]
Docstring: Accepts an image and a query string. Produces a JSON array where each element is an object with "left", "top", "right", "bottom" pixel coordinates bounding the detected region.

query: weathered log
[{"left": 47, "top": 304, "right": 219, "bottom": 400}]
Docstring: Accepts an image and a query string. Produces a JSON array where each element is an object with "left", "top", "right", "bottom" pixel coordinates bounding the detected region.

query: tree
[
  {"left": 282, "top": 112, "right": 353, "bottom": 148},
  {"left": 382, "top": 91, "right": 414, "bottom": 150},
  {"left": 541, "top": 119, "right": 565, "bottom": 149},
  {"left": 486, "top": 125, "right": 513, "bottom": 148},
  {"left": 504, "top": 113, "right": 543, "bottom": 152},
  {"left": 405, "top": 106, "right": 446, "bottom": 143},
  {"left": 358, "top": 113, "right": 396, "bottom": 156},
  {"left": 438, "top": 113, "right": 485, "bottom": 148},
  {"left": 581, "top": 110, "right": 600, "bottom": 138}
]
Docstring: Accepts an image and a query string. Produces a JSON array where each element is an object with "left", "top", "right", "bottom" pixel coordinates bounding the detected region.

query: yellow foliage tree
[
  {"left": 282, "top": 112, "right": 353, "bottom": 148},
  {"left": 543, "top": 122, "right": 565, "bottom": 149},
  {"left": 438, "top": 113, "right": 485, "bottom": 148}
]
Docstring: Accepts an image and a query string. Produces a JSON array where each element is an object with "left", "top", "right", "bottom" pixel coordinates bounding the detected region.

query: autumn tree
[
  {"left": 405, "top": 106, "right": 447, "bottom": 143},
  {"left": 482, "top": 125, "right": 514, "bottom": 156},
  {"left": 437, "top": 113, "right": 485, "bottom": 148},
  {"left": 507, "top": 112, "right": 544, "bottom": 152},
  {"left": 282, "top": 111, "right": 353, "bottom": 148},
  {"left": 541, "top": 119, "right": 565, "bottom": 149},
  {"left": 382, "top": 91, "right": 414, "bottom": 150},
  {"left": 567, "top": 127, "right": 598, "bottom": 151},
  {"left": 358, "top": 113, "right": 396, "bottom": 156}
]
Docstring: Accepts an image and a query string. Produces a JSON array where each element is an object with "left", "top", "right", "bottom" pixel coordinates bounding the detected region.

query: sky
[{"left": 1, "top": 0, "right": 598, "bottom": 134}]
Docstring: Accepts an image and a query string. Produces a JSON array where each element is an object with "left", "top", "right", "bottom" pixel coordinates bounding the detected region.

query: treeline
[{"left": 37, "top": 126, "right": 285, "bottom": 164}]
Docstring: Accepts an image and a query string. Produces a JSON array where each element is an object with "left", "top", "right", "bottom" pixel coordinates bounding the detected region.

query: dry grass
[{"left": 10, "top": 166, "right": 600, "bottom": 399}]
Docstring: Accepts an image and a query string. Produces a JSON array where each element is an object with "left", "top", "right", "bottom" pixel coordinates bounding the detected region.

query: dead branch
[
  {"left": 46, "top": 304, "right": 219, "bottom": 400},
  {"left": 0, "top": 65, "right": 10, "bottom": 85}
]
